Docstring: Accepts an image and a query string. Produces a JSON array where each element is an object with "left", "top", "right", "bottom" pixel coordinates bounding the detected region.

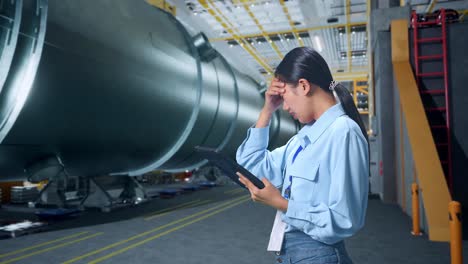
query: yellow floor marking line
[
  {"left": 228, "top": 189, "right": 245, "bottom": 195},
  {"left": 62, "top": 195, "right": 248, "bottom": 264},
  {"left": 0, "top": 232, "right": 103, "bottom": 264},
  {"left": 88, "top": 197, "right": 251, "bottom": 264},
  {"left": 144, "top": 199, "right": 213, "bottom": 221},
  {"left": 143, "top": 199, "right": 201, "bottom": 218},
  {"left": 0, "top": 231, "right": 90, "bottom": 258},
  {"left": 223, "top": 188, "right": 243, "bottom": 194}
]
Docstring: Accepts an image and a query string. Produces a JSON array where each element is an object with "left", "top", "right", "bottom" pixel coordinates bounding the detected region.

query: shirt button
[{"left": 276, "top": 258, "right": 283, "bottom": 263}]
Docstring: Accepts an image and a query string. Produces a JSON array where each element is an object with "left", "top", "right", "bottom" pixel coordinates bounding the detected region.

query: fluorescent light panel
[{"left": 313, "top": 35, "right": 323, "bottom": 52}]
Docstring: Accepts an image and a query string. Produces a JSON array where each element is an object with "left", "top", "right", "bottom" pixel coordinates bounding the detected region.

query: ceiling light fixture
[{"left": 313, "top": 35, "right": 323, "bottom": 52}]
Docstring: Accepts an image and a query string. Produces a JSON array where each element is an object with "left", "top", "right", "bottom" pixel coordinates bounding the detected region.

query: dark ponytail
[
  {"left": 333, "top": 83, "right": 369, "bottom": 143},
  {"left": 275, "top": 47, "right": 368, "bottom": 143}
]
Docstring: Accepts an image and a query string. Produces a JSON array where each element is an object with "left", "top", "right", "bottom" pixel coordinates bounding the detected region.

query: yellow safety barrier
[
  {"left": 449, "top": 201, "right": 463, "bottom": 264},
  {"left": 411, "top": 183, "right": 422, "bottom": 236}
]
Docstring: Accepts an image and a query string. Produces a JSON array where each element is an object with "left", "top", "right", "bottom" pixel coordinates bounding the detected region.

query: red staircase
[{"left": 411, "top": 9, "right": 452, "bottom": 193}]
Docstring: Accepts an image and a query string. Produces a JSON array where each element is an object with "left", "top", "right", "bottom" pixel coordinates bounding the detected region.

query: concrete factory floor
[{"left": 0, "top": 183, "right": 466, "bottom": 264}]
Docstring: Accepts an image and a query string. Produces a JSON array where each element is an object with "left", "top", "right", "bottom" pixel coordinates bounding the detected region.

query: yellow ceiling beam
[
  {"left": 278, "top": 0, "right": 304, "bottom": 47},
  {"left": 210, "top": 23, "right": 367, "bottom": 42},
  {"left": 426, "top": 0, "right": 438, "bottom": 13},
  {"left": 209, "top": 22, "right": 367, "bottom": 42},
  {"left": 263, "top": 72, "right": 368, "bottom": 81},
  {"left": 353, "top": 78, "right": 369, "bottom": 114},
  {"left": 146, "top": 0, "right": 176, "bottom": 15},
  {"left": 356, "top": 88, "right": 369, "bottom": 94},
  {"left": 198, "top": 0, "right": 274, "bottom": 74},
  {"left": 355, "top": 81, "right": 369, "bottom": 97},
  {"left": 334, "top": 77, "right": 367, "bottom": 81},
  {"left": 322, "top": 69, "right": 369, "bottom": 74},
  {"left": 240, "top": 0, "right": 283, "bottom": 60},
  {"left": 332, "top": 71, "right": 368, "bottom": 81}
]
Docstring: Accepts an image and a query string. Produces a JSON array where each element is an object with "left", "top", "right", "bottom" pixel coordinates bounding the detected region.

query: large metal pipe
[{"left": 0, "top": 0, "right": 297, "bottom": 181}]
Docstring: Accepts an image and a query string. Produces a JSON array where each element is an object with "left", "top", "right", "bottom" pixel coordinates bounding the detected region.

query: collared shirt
[{"left": 236, "top": 103, "right": 369, "bottom": 245}]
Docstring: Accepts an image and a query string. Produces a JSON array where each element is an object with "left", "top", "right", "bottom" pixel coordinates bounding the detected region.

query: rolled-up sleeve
[
  {"left": 282, "top": 129, "right": 369, "bottom": 245},
  {"left": 236, "top": 126, "right": 292, "bottom": 187}
]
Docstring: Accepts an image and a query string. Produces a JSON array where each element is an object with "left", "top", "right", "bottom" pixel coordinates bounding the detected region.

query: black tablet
[{"left": 195, "top": 146, "right": 265, "bottom": 189}]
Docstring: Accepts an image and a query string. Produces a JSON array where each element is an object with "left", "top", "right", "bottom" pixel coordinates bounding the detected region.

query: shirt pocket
[{"left": 288, "top": 163, "right": 320, "bottom": 202}]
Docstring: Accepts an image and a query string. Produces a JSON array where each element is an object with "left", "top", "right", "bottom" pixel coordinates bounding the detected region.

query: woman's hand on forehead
[{"left": 262, "top": 78, "right": 285, "bottom": 114}]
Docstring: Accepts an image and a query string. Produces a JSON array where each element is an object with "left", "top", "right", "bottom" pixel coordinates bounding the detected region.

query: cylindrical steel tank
[{"left": 0, "top": 0, "right": 297, "bottom": 181}]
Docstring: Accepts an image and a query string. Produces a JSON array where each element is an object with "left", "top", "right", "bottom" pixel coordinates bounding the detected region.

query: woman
[{"left": 236, "top": 47, "right": 369, "bottom": 264}]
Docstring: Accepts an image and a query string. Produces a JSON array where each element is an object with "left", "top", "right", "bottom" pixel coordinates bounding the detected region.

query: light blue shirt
[{"left": 236, "top": 103, "right": 369, "bottom": 245}]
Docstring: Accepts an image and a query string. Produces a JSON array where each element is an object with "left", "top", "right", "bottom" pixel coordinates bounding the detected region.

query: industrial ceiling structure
[
  {"left": 184, "top": 0, "right": 369, "bottom": 81},
  {"left": 168, "top": 0, "right": 466, "bottom": 83}
]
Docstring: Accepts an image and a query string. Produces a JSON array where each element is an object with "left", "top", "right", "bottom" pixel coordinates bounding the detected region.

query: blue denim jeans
[{"left": 274, "top": 231, "right": 353, "bottom": 264}]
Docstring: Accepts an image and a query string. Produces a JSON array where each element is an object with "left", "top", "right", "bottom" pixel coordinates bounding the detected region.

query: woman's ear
[{"left": 298, "top": 78, "right": 311, "bottom": 95}]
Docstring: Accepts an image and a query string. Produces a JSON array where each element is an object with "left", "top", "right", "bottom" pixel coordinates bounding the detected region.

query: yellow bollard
[
  {"left": 411, "top": 183, "right": 422, "bottom": 235},
  {"left": 449, "top": 201, "right": 463, "bottom": 264}
]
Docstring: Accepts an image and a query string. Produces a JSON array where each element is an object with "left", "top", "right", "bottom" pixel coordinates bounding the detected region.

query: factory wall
[
  {"left": 445, "top": 22, "right": 468, "bottom": 237},
  {"left": 371, "top": 6, "right": 411, "bottom": 203},
  {"left": 374, "top": 31, "right": 397, "bottom": 203}
]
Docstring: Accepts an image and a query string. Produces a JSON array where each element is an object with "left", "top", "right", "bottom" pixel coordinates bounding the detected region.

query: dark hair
[{"left": 275, "top": 47, "right": 368, "bottom": 143}]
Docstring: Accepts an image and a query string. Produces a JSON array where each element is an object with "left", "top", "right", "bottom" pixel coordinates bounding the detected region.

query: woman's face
[{"left": 282, "top": 83, "right": 307, "bottom": 123}]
